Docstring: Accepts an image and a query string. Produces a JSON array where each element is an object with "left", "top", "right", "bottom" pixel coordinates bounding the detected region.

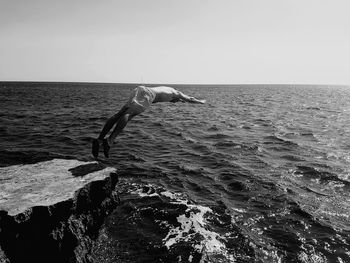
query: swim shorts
[{"left": 125, "top": 86, "right": 156, "bottom": 115}]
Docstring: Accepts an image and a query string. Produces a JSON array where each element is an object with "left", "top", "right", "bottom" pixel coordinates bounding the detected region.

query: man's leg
[
  {"left": 92, "top": 106, "right": 128, "bottom": 158},
  {"left": 107, "top": 113, "right": 135, "bottom": 145},
  {"left": 97, "top": 106, "right": 129, "bottom": 141},
  {"left": 103, "top": 113, "right": 135, "bottom": 157}
]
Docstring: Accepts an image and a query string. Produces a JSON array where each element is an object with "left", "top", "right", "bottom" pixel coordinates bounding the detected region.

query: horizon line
[{"left": 0, "top": 80, "right": 350, "bottom": 87}]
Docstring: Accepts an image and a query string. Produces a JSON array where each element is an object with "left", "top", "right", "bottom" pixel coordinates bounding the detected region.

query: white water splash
[{"left": 131, "top": 184, "right": 236, "bottom": 261}]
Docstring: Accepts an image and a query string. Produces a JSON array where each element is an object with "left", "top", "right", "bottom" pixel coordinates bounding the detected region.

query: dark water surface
[{"left": 1, "top": 82, "right": 350, "bottom": 262}]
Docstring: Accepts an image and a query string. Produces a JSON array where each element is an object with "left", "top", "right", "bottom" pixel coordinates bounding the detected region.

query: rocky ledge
[{"left": 0, "top": 159, "right": 119, "bottom": 263}]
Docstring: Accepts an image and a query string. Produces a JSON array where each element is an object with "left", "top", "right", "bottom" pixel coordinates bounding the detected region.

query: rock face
[{"left": 0, "top": 159, "right": 119, "bottom": 263}]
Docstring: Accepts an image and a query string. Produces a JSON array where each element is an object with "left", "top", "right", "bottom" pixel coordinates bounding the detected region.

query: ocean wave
[
  {"left": 177, "top": 164, "right": 205, "bottom": 175},
  {"left": 292, "top": 165, "right": 350, "bottom": 187},
  {"left": 264, "top": 135, "right": 299, "bottom": 146},
  {"left": 227, "top": 180, "right": 248, "bottom": 191},
  {"left": 208, "top": 125, "right": 220, "bottom": 131},
  {"left": 214, "top": 140, "right": 242, "bottom": 148},
  {"left": 280, "top": 154, "right": 305, "bottom": 162},
  {"left": 305, "top": 106, "right": 321, "bottom": 110},
  {"left": 125, "top": 182, "right": 252, "bottom": 262},
  {"left": 204, "top": 133, "right": 232, "bottom": 140}
]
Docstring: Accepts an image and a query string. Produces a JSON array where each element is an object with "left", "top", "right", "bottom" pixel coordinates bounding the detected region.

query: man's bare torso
[{"left": 149, "top": 86, "right": 178, "bottom": 103}]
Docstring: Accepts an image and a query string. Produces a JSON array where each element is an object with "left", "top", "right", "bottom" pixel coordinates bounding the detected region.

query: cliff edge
[{"left": 0, "top": 159, "right": 119, "bottom": 263}]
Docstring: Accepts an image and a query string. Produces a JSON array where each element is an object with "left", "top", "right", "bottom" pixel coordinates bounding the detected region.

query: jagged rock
[{"left": 0, "top": 159, "right": 119, "bottom": 263}]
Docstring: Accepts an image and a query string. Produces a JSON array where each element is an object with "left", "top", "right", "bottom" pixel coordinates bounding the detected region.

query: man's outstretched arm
[{"left": 176, "top": 91, "right": 206, "bottom": 104}]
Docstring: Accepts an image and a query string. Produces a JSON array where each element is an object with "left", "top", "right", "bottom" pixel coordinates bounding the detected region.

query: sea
[{"left": 1, "top": 82, "right": 350, "bottom": 263}]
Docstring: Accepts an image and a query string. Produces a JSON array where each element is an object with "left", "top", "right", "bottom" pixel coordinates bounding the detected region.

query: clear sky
[{"left": 1, "top": 0, "right": 349, "bottom": 84}]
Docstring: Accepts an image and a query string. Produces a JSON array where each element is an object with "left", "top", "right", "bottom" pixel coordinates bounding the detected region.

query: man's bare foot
[
  {"left": 103, "top": 139, "right": 111, "bottom": 158},
  {"left": 92, "top": 139, "right": 99, "bottom": 158}
]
